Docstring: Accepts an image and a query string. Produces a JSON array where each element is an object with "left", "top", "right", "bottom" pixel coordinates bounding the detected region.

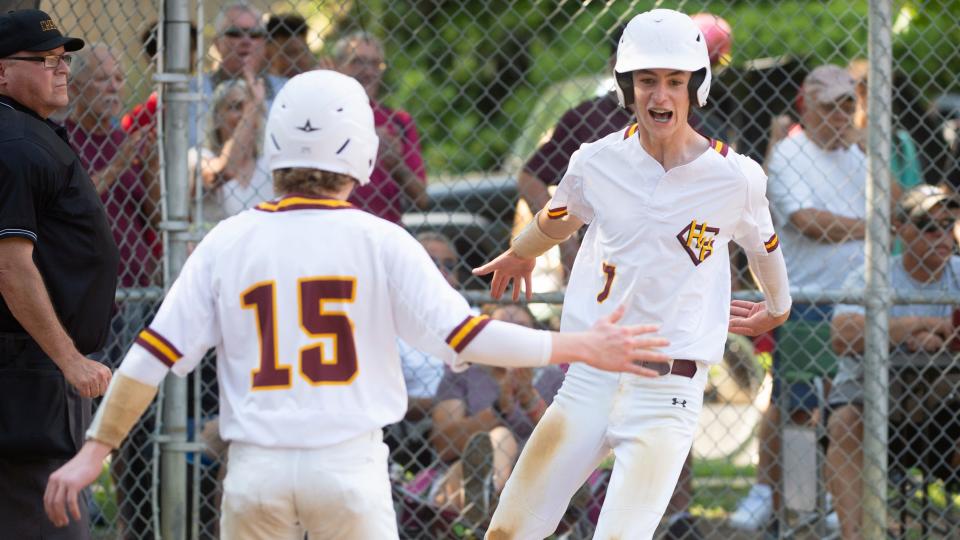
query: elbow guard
[
  {"left": 511, "top": 211, "right": 571, "bottom": 259},
  {"left": 85, "top": 373, "right": 159, "bottom": 449},
  {"left": 747, "top": 248, "right": 792, "bottom": 317}
]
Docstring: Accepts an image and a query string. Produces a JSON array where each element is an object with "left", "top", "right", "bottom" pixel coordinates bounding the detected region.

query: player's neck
[{"left": 637, "top": 125, "right": 709, "bottom": 171}]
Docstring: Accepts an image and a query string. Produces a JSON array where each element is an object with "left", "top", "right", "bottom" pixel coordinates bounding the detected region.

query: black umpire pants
[{"left": 0, "top": 334, "right": 92, "bottom": 539}]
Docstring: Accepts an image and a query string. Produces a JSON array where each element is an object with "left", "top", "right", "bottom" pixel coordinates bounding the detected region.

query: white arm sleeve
[
  {"left": 455, "top": 320, "right": 551, "bottom": 368},
  {"left": 733, "top": 154, "right": 792, "bottom": 316},
  {"left": 747, "top": 248, "right": 792, "bottom": 317}
]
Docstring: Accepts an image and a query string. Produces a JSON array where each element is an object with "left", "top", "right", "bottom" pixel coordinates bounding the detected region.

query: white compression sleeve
[
  {"left": 747, "top": 248, "right": 792, "bottom": 317},
  {"left": 457, "top": 319, "right": 552, "bottom": 368}
]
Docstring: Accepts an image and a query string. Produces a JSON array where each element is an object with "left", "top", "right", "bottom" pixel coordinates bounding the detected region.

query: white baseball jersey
[
  {"left": 549, "top": 124, "right": 779, "bottom": 365},
  {"left": 116, "top": 196, "right": 510, "bottom": 448}
]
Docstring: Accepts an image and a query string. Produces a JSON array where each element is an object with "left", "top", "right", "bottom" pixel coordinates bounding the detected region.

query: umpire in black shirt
[{"left": 0, "top": 9, "right": 119, "bottom": 538}]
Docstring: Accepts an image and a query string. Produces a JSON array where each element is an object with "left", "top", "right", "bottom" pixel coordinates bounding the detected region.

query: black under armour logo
[
  {"left": 672, "top": 398, "right": 687, "bottom": 408},
  {"left": 296, "top": 119, "right": 319, "bottom": 132}
]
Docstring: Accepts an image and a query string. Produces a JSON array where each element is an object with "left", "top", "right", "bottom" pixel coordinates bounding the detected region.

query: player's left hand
[
  {"left": 728, "top": 300, "right": 790, "bottom": 337},
  {"left": 44, "top": 441, "right": 113, "bottom": 527},
  {"left": 472, "top": 250, "right": 536, "bottom": 301}
]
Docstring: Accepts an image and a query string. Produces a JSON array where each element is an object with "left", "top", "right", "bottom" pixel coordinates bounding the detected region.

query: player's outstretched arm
[
  {"left": 550, "top": 304, "right": 672, "bottom": 377},
  {"left": 473, "top": 207, "right": 583, "bottom": 301},
  {"left": 728, "top": 299, "right": 790, "bottom": 337},
  {"left": 44, "top": 440, "right": 113, "bottom": 527}
]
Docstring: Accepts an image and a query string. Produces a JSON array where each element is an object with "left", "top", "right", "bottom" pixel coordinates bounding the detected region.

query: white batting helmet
[
  {"left": 614, "top": 9, "right": 712, "bottom": 109},
  {"left": 265, "top": 70, "right": 379, "bottom": 185}
]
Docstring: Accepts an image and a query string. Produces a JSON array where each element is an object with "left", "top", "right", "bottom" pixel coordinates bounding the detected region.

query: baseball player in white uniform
[
  {"left": 475, "top": 9, "right": 792, "bottom": 539},
  {"left": 42, "top": 71, "right": 676, "bottom": 539}
]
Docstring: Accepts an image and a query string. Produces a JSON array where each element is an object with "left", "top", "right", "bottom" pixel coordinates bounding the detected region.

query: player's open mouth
[{"left": 649, "top": 109, "right": 673, "bottom": 124}]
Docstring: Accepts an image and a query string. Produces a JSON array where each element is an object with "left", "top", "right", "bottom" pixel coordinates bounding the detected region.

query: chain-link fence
[{"left": 24, "top": 0, "right": 960, "bottom": 537}]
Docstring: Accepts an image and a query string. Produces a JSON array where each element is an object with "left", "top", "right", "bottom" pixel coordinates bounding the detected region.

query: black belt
[{"left": 637, "top": 359, "right": 698, "bottom": 378}]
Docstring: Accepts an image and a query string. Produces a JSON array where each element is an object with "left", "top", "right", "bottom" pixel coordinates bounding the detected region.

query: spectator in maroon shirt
[
  {"left": 334, "top": 32, "right": 428, "bottom": 223},
  {"left": 66, "top": 43, "right": 160, "bottom": 539}
]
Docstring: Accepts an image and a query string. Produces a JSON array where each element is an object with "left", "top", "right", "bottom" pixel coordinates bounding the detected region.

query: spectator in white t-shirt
[{"left": 731, "top": 65, "right": 866, "bottom": 533}]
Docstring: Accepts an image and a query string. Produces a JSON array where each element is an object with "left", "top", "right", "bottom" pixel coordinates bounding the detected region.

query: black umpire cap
[{"left": 0, "top": 9, "right": 84, "bottom": 59}]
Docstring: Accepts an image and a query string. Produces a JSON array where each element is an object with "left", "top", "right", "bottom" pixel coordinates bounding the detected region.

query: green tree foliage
[{"left": 340, "top": 0, "right": 958, "bottom": 175}]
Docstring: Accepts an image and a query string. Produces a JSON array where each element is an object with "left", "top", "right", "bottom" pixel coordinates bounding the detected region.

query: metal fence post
[
  {"left": 159, "top": 0, "right": 192, "bottom": 537},
  {"left": 863, "top": 1, "right": 893, "bottom": 538}
]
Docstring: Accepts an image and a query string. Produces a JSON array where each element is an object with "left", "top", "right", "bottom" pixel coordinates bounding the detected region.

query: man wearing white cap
[
  {"left": 42, "top": 70, "right": 673, "bottom": 538},
  {"left": 475, "top": 9, "right": 791, "bottom": 538}
]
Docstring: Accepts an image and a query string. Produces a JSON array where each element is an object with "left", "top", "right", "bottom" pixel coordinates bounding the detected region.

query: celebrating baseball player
[
  {"left": 42, "top": 70, "right": 674, "bottom": 539},
  {"left": 474, "top": 9, "right": 791, "bottom": 539}
]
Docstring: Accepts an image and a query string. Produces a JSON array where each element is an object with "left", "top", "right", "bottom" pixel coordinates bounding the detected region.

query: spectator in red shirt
[
  {"left": 66, "top": 43, "right": 160, "bottom": 292},
  {"left": 65, "top": 42, "right": 161, "bottom": 539},
  {"left": 334, "top": 32, "right": 428, "bottom": 223}
]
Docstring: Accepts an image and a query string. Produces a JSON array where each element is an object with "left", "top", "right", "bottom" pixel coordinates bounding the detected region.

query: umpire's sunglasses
[{"left": 222, "top": 26, "right": 267, "bottom": 39}]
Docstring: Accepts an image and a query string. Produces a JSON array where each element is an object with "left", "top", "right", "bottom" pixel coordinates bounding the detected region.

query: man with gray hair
[
  {"left": 731, "top": 64, "right": 867, "bottom": 534},
  {"left": 335, "top": 31, "right": 429, "bottom": 223},
  {"left": 66, "top": 42, "right": 162, "bottom": 540},
  {"left": 203, "top": 3, "right": 286, "bottom": 123}
]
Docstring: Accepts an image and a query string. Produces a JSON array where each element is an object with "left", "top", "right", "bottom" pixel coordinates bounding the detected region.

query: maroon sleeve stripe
[
  {"left": 135, "top": 335, "right": 176, "bottom": 367},
  {"left": 452, "top": 317, "right": 491, "bottom": 353},
  {"left": 764, "top": 233, "right": 780, "bottom": 253},
  {"left": 143, "top": 328, "right": 183, "bottom": 358},
  {"left": 445, "top": 316, "right": 473, "bottom": 344}
]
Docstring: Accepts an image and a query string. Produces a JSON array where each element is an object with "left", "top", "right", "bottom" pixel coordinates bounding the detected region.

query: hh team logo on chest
[{"left": 676, "top": 219, "right": 719, "bottom": 266}]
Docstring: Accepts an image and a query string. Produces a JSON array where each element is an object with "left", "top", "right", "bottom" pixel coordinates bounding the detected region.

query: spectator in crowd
[
  {"left": 848, "top": 59, "right": 938, "bottom": 190},
  {"left": 188, "top": 75, "right": 272, "bottom": 227},
  {"left": 334, "top": 31, "right": 428, "bottom": 223},
  {"left": 730, "top": 65, "right": 865, "bottom": 534},
  {"left": 688, "top": 12, "right": 736, "bottom": 143},
  {"left": 515, "top": 24, "right": 631, "bottom": 292},
  {"left": 430, "top": 304, "right": 565, "bottom": 525},
  {"left": 265, "top": 13, "right": 318, "bottom": 78},
  {"left": 828, "top": 185, "right": 960, "bottom": 540},
  {"left": 204, "top": 4, "right": 286, "bottom": 115},
  {"left": 517, "top": 24, "right": 631, "bottom": 215},
  {"left": 389, "top": 232, "right": 464, "bottom": 475},
  {"left": 131, "top": 21, "right": 200, "bottom": 144},
  {"left": 0, "top": 9, "right": 115, "bottom": 538},
  {"left": 141, "top": 20, "right": 198, "bottom": 67},
  {"left": 66, "top": 43, "right": 162, "bottom": 539}
]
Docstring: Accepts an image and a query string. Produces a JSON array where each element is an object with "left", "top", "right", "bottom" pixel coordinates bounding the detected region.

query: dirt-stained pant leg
[
  {"left": 592, "top": 366, "right": 707, "bottom": 540},
  {"left": 297, "top": 432, "right": 399, "bottom": 540},
  {"left": 220, "top": 443, "right": 302, "bottom": 540},
  {"left": 486, "top": 364, "right": 620, "bottom": 539},
  {"left": 221, "top": 431, "right": 398, "bottom": 540}
]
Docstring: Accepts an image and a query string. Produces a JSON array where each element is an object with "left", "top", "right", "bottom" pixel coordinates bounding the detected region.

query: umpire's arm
[{"left": 0, "top": 237, "right": 110, "bottom": 397}]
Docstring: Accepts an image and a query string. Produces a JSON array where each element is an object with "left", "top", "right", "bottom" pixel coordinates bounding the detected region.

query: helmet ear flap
[
  {"left": 688, "top": 68, "right": 707, "bottom": 108},
  {"left": 615, "top": 71, "right": 634, "bottom": 108}
]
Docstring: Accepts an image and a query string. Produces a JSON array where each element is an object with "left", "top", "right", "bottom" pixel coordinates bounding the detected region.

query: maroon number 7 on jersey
[
  {"left": 597, "top": 262, "right": 616, "bottom": 303},
  {"left": 242, "top": 277, "right": 358, "bottom": 390}
]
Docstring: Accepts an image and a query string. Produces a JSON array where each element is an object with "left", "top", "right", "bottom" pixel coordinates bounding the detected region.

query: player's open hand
[
  {"left": 573, "top": 305, "right": 672, "bottom": 377},
  {"left": 472, "top": 250, "right": 536, "bottom": 301},
  {"left": 44, "top": 441, "right": 113, "bottom": 527},
  {"left": 728, "top": 300, "right": 790, "bottom": 337}
]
